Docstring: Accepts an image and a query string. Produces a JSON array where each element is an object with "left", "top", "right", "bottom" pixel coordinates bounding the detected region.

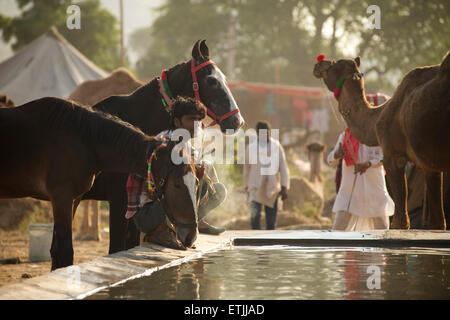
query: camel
[
  {"left": 69, "top": 68, "right": 144, "bottom": 106},
  {"left": 313, "top": 51, "right": 450, "bottom": 230},
  {"left": 68, "top": 68, "right": 144, "bottom": 240}
]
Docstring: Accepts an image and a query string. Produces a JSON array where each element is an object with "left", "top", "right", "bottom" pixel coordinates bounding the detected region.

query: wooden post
[{"left": 119, "top": 0, "right": 124, "bottom": 66}]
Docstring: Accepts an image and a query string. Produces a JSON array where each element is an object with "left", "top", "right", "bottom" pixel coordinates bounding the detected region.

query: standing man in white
[
  {"left": 328, "top": 128, "right": 394, "bottom": 231},
  {"left": 243, "top": 121, "right": 290, "bottom": 230}
]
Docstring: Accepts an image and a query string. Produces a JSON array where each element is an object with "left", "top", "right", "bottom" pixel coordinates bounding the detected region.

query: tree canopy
[
  {"left": 131, "top": 0, "right": 450, "bottom": 91},
  {"left": 0, "top": 0, "right": 122, "bottom": 71}
]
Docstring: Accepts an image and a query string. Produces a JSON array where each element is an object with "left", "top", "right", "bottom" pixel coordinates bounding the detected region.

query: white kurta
[
  {"left": 243, "top": 138, "right": 290, "bottom": 208},
  {"left": 327, "top": 132, "right": 394, "bottom": 218}
]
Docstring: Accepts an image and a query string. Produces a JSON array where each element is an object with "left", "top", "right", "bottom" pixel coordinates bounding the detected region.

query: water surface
[{"left": 86, "top": 246, "right": 450, "bottom": 300}]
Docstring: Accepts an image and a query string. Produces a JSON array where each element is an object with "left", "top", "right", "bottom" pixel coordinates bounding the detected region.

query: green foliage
[
  {"left": 0, "top": 0, "right": 121, "bottom": 71},
  {"left": 131, "top": 0, "right": 450, "bottom": 91}
]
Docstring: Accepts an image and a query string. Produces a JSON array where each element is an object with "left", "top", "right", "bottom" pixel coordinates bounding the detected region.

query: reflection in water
[{"left": 86, "top": 246, "right": 450, "bottom": 300}]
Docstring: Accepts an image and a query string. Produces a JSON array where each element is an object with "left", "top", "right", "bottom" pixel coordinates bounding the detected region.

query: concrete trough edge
[
  {"left": 232, "top": 238, "right": 450, "bottom": 248},
  {"left": 0, "top": 233, "right": 239, "bottom": 300},
  {"left": 73, "top": 238, "right": 234, "bottom": 300}
]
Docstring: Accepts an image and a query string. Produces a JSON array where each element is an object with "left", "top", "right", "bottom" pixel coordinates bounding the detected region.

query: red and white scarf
[{"left": 342, "top": 128, "right": 359, "bottom": 166}]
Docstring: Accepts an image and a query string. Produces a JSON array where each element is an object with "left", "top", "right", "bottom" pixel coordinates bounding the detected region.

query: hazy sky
[{"left": 0, "top": 0, "right": 164, "bottom": 63}]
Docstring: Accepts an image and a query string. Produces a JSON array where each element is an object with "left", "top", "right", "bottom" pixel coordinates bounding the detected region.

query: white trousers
[{"left": 332, "top": 211, "right": 390, "bottom": 231}]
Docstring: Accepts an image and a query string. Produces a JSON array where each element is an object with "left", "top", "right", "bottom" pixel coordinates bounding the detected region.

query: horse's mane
[{"left": 33, "top": 97, "right": 151, "bottom": 162}]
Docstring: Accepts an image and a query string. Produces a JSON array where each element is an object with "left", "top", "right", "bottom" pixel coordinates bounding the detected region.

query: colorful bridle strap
[
  {"left": 334, "top": 76, "right": 346, "bottom": 101},
  {"left": 147, "top": 144, "right": 167, "bottom": 192}
]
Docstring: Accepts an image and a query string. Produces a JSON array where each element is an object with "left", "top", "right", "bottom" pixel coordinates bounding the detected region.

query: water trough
[{"left": 0, "top": 229, "right": 449, "bottom": 300}]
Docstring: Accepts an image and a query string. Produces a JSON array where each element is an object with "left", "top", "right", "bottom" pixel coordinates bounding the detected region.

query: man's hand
[
  {"left": 354, "top": 161, "right": 371, "bottom": 174},
  {"left": 334, "top": 143, "right": 346, "bottom": 160},
  {"left": 280, "top": 186, "right": 288, "bottom": 201}
]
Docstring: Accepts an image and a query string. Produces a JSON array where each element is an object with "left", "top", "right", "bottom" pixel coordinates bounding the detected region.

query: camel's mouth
[{"left": 313, "top": 63, "right": 324, "bottom": 79}]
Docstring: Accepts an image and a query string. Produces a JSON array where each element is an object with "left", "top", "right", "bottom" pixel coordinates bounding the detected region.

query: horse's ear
[
  {"left": 354, "top": 56, "right": 361, "bottom": 67},
  {"left": 147, "top": 137, "right": 162, "bottom": 156},
  {"left": 192, "top": 40, "right": 202, "bottom": 62},
  {"left": 199, "top": 40, "right": 209, "bottom": 60}
]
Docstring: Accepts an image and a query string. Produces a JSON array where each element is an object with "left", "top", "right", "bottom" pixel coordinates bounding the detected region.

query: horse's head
[
  {"left": 190, "top": 40, "right": 245, "bottom": 132},
  {"left": 149, "top": 140, "right": 201, "bottom": 248},
  {"left": 313, "top": 55, "right": 364, "bottom": 93},
  {"left": 165, "top": 40, "right": 244, "bottom": 133}
]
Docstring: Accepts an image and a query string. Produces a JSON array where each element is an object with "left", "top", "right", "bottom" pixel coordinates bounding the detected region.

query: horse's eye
[
  {"left": 174, "top": 183, "right": 182, "bottom": 189},
  {"left": 207, "top": 77, "right": 219, "bottom": 86}
]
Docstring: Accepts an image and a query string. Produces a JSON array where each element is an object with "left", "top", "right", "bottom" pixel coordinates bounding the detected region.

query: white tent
[{"left": 0, "top": 27, "right": 109, "bottom": 105}]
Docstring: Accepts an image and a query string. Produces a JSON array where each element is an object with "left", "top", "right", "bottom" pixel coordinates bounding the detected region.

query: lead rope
[{"left": 319, "top": 79, "right": 346, "bottom": 130}]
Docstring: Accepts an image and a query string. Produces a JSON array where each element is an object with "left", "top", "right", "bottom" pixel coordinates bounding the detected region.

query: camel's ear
[{"left": 354, "top": 56, "right": 361, "bottom": 67}]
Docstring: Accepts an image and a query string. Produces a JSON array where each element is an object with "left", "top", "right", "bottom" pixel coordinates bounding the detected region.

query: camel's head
[{"left": 313, "top": 55, "right": 363, "bottom": 92}]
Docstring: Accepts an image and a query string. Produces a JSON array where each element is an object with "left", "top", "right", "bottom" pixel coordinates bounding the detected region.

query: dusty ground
[
  {"left": 0, "top": 230, "right": 110, "bottom": 288},
  {"left": 0, "top": 216, "right": 330, "bottom": 289},
  {"left": 0, "top": 199, "right": 330, "bottom": 289}
]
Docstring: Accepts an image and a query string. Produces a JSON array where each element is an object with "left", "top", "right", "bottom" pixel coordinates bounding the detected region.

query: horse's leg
[
  {"left": 108, "top": 173, "right": 129, "bottom": 254},
  {"left": 384, "top": 155, "right": 409, "bottom": 229},
  {"left": 125, "top": 212, "right": 140, "bottom": 249},
  {"left": 50, "top": 193, "right": 74, "bottom": 270},
  {"left": 73, "top": 196, "right": 82, "bottom": 218},
  {"left": 424, "top": 171, "right": 446, "bottom": 230}
]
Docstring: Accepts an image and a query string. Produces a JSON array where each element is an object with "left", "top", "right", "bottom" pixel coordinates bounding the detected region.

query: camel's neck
[{"left": 338, "top": 81, "right": 384, "bottom": 146}]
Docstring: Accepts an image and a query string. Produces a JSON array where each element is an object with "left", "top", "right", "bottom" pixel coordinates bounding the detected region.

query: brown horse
[
  {"left": 141, "top": 141, "right": 204, "bottom": 249},
  {"left": 82, "top": 40, "right": 245, "bottom": 254},
  {"left": 68, "top": 68, "right": 144, "bottom": 241},
  {"left": 0, "top": 97, "right": 161, "bottom": 270}
]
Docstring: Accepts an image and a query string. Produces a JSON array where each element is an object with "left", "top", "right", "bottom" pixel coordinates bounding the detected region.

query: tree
[
  {"left": 131, "top": 0, "right": 450, "bottom": 90},
  {"left": 355, "top": 0, "right": 450, "bottom": 89},
  {"left": 0, "top": 0, "right": 122, "bottom": 71}
]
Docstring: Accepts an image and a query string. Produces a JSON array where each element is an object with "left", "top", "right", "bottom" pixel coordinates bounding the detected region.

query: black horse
[
  {"left": 0, "top": 97, "right": 160, "bottom": 270},
  {"left": 82, "top": 40, "right": 245, "bottom": 254}
]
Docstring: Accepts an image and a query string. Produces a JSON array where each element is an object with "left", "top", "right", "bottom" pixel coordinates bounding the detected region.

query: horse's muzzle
[
  {"left": 177, "top": 226, "right": 198, "bottom": 248},
  {"left": 220, "top": 112, "right": 245, "bottom": 133}
]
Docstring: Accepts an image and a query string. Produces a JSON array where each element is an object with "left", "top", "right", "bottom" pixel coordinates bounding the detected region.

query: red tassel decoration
[{"left": 316, "top": 53, "right": 326, "bottom": 63}]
